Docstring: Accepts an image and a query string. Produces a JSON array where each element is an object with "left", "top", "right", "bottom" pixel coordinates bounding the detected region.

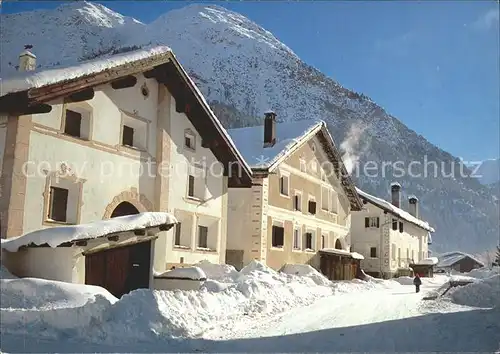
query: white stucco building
[
  {"left": 0, "top": 46, "right": 252, "bottom": 293},
  {"left": 350, "top": 183, "right": 435, "bottom": 278}
]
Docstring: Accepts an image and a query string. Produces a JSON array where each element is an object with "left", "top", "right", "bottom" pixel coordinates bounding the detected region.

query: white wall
[
  {"left": 22, "top": 76, "right": 159, "bottom": 233},
  {"left": 2, "top": 247, "right": 84, "bottom": 283},
  {"left": 159, "top": 94, "right": 226, "bottom": 267},
  {"left": 227, "top": 187, "right": 253, "bottom": 250}
]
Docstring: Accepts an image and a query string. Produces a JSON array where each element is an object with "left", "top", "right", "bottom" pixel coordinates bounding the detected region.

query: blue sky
[{"left": 3, "top": 1, "right": 499, "bottom": 161}]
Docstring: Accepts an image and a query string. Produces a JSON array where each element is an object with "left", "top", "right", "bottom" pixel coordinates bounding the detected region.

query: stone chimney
[
  {"left": 408, "top": 195, "right": 419, "bottom": 218},
  {"left": 19, "top": 45, "right": 36, "bottom": 72},
  {"left": 263, "top": 110, "right": 276, "bottom": 148},
  {"left": 390, "top": 182, "right": 401, "bottom": 208}
]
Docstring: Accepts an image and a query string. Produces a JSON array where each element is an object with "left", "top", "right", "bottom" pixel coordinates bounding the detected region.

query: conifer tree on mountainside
[{"left": 495, "top": 246, "right": 500, "bottom": 266}]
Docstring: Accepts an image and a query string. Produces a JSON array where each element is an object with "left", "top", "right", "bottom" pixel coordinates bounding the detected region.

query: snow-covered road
[{"left": 199, "top": 279, "right": 500, "bottom": 353}]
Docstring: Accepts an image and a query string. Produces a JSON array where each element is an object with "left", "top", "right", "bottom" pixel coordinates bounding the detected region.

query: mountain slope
[
  {"left": 471, "top": 159, "right": 500, "bottom": 186},
  {"left": 1, "top": 2, "right": 498, "bottom": 253}
]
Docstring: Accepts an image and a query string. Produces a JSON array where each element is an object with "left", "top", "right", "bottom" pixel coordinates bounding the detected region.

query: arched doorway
[
  {"left": 335, "top": 239, "right": 343, "bottom": 250},
  {"left": 110, "top": 202, "right": 140, "bottom": 218}
]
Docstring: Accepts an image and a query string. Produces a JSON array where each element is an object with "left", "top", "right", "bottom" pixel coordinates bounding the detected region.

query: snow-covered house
[
  {"left": 1, "top": 212, "right": 177, "bottom": 297},
  {"left": 436, "top": 251, "right": 484, "bottom": 273},
  {"left": 225, "top": 114, "right": 363, "bottom": 276},
  {"left": 0, "top": 46, "right": 252, "bottom": 286},
  {"left": 350, "top": 184, "right": 435, "bottom": 278}
]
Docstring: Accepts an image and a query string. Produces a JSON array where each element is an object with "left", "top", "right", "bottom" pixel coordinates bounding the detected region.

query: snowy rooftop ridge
[
  {"left": 1, "top": 212, "right": 177, "bottom": 252},
  {"left": 228, "top": 119, "right": 323, "bottom": 170},
  {"left": 436, "top": 251, "right": 485, "bottom": 268},
  {"left": 356, "top": 188, "right": 435, "bottom": 232},
  {"left": 1, "top": 45, "right": 172, "bottom": 95}
]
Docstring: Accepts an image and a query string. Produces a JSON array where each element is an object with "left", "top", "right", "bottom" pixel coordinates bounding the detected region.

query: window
[
  {"left": 370, "top": 247, "right": 377, "bottom": 258},
  {"left": 279, "top": 174, "right": 289, "bottom": 196},
  {"left": 321, "top": 235, "right": 326, "bottom": 249},
  {"left": 188, "top": 175, "right": 195, "bottom": 197},
  {"left": 187, "top": 165, "right": 206, "bottom": 200},
  {"left": 48, "top": 187, "right": 68, "bottom": 222},
  {"left": 391, "top": 244, "right": 396, "bottom": 260},
  {"left": 198, "top": 225, "right": 208, "bottom": 248},
  {"left": 64, "top": 110, "right": 82, "bottom": 138},
  {"left": 121, "top": 113, "right": 148, "bottom": 150},
  {"left": 174, "top": 223, "right": 182, "bottom": 246},
  {"left": 293, "top": 228, "right": 301, "bottom": 250},
  {"left": 411, "top": 250, "right": 415, "bottom": 261},
  {"left": 308, "top": 199, "right": 317, "bottom": 214},
  {"left": 365, "top": 217, "right": 379, "bottom": 228},
  {"left": 406, "top": 249, "right": 410, "bottom": 261},
  {"left": 293, "top": 192, "right": 302, "bottom": 211},
  {"left": 399, "top": 221, "right": 404, "bottom": 233},
  {"left": 321, "top": 170, "right": 327, "bottom": 182},
  {"left": 310, "top": 160, "right": 317, "bottom": 173},
  {"left": 122, "top": 125, "right": 134, "bottom": 147},
  {"left": 305, "top": 232, "right": 314, "bottom": 250},
  {"left": 184, "top": 130, "right": 195, "bottom": 150},
  {"left": 300, "top": 158, "right": 307, "bottom": 172},
  {"left": 330, "top": 191, "right": 338, "bottom": 213},
  {"left": 321, "top": 187, "right": 329, "bottom": 210},
  {"left": 392, "top": 219, "right": 398, "bottom": 230},
  {"left": 272, "top": 225, "right": 285, "bottom": 248},
  {"left": 398, "top": 248, "right": 401, "bottom": 265}
]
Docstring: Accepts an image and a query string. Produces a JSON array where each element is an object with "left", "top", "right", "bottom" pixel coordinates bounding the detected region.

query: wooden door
[{"left": 85, "top": 241, "right": 151, "bottom": 298}]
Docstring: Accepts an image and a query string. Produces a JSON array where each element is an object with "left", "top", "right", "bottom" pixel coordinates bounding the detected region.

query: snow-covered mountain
[
  {"left": 1, "top": 2, "right": 498, "bottom": 253},
  {"left": 469, "top": 158, "right": 500, "bottom": 186}
]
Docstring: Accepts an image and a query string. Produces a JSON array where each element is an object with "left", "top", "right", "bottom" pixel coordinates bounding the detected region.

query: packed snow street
[{"left": 1, "top": 262, "right": 499, "bottom": 353}]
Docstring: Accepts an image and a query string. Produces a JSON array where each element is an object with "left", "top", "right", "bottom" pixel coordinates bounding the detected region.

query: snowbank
[
  {"left": 1, "top": 212, "right": 177, "bottom": 252},
  {"left": 0, "top": 276, "right": 117, "bottom": 337},
  {"left": 280, "top": 264, "right": 332, "bottom": 286},
  {"left": 156, "top": 266, "right": 206, "bottom": 280},
  {"left": 448, "top": 274, "right": 500, "bottom": 309},
  {"left": 394, "top": 276, "right": 415, "bottom": 286},
  {"left": 0, "top": 264, "right": 17, "bottom": 279},
  {"left": 0, "top": 260, "right": 406, "bottom": 343}
]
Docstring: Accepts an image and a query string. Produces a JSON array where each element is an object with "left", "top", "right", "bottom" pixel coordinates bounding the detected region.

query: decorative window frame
[
  {"left": 60, "top": 101, "right": 94, "bottom": 141},
  {"left": 184, "top": 128, "right": 196, "bottom": 152},
  {"left": 279, "top": 170, "right": 290, "bottom": 198},
  {"left": 41, "top": 163, "right": 86, "bottom": 226}
]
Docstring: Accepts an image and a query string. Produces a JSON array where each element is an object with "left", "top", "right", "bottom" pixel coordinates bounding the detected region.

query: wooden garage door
[{"left": 85, "top": 241, "right": 151, "bottom": 298}]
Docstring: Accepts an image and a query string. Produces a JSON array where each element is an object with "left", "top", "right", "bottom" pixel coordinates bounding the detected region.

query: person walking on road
[{"left": 413, "top": 273, "right": 422, "bottom": 293}]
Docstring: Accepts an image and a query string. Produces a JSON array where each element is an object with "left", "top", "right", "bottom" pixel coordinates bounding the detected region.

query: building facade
[
  {"left": 351, "top": 184, "right": 435, "bottom": 278},
  {"left": 0, "top": 46, "right": 252, "bottom": 277},
  {"left": 226, "top": 115, "right": 362, "bottom": 271}
]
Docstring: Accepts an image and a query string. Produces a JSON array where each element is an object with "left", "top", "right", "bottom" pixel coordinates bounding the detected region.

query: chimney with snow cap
[
  {"left": 19, "top": 45, "right": 36, "bottom": 72},
  {"left": 263, "top": 110, "right": 276, "bottom": 148},
  {"left": 408, "top": 195, "right": 419, "bottom": 218},
  {"left": 390, "top": 182, "right": 401, "bottom": 208}
]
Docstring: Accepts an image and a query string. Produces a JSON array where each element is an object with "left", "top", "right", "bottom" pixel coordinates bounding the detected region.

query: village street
[
  {"left": 197, "top": 277, "right": 500, "bottom": 353},
  {"left": 3, "top": 275, "right": 499, "bottom": 353}
]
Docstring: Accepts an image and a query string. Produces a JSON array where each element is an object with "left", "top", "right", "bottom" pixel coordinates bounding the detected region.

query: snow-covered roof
[
  {"left": 154, "top": 266, "right": 207, "bottom": 280},
  {"left": 413, "top": 257, "right": 439, "bottom": 266},
  {"left": 1, "top": 212, "right": 177, "bottom": 252},
  {"left": 356, "top": 188, "right": 435, "bottom": 232},
  {"left": 1, "top": 45, "right": 172, "bottom": 95},
  {"left": 227, "top": 119, "right": 323, "bottom": 170},
  {"left": 320, "top": 248, "right": 365, "bottom": 260},
  {"left": 436, "top": 251, "right": 485, "bottom": 268},
  {"left": 0, "top": 46, "right": 252, "bottom": 182}
]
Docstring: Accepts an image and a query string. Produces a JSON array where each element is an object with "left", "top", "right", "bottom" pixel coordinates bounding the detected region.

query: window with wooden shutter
[
  {"left": 293, "top": 229, "right": 300, "bottom": 249},
  {"left": 392, "top": 219, "right": 398, "bottom": 230},
  {"left": 188, "top": 175, "right": 195, "bottom": 197},
  {"left": 321, "top": 235, "right": 326, "bottom": 249},
  {"left": 122, "top": 125, "right": 134, "bottom": 147},
  {"left": 370, "top": 247, "right": 377, "bottom": 258},
  {"left": 305, "top": 232, "right": 314, "bottom": 250},
  {"left": 365, "top": 217, "right": 370, "bottom": 228},
  {"left": 308, "top": 200, "right": 316, "bottom": 214},
  {"left": 399, "top": 221, "right": 404, "bottom": 233},
  {"left": 294, "top": 193, "right": 301, "bottom": 211},
  {"left": 272, "top": 225, "right": 285, "bottom": 247},
  {"left": 64, "top": 109, "right": 82, "bottom": 138},
  {"left": 174, "top": 223, "right": 182, "bottom": 246},
  {"left": 198, "top": 225, "right": 208, "bottom": 248},
  {"left": 48, "top": 187, "right": 68, "bottom": 222}
]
